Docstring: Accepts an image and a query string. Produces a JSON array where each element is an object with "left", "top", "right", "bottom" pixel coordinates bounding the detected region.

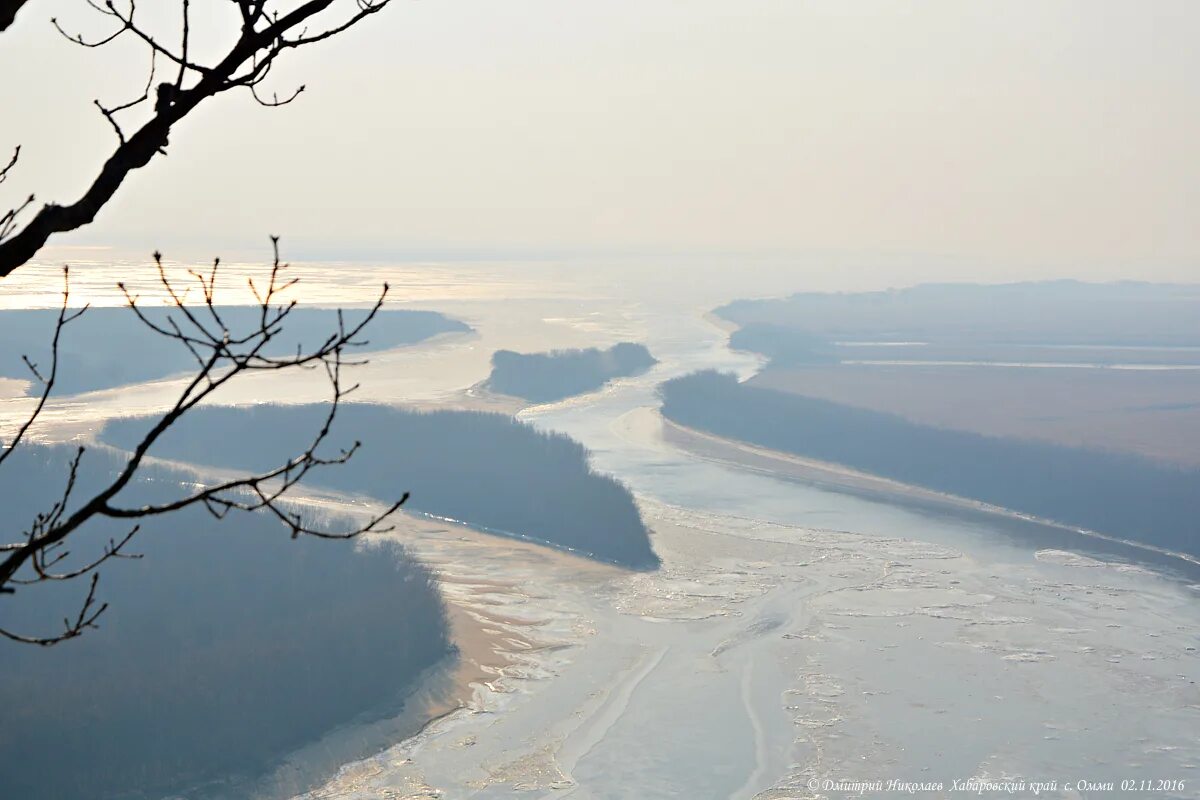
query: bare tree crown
[{"left": 0, "top": 0, "right": 393, "bottom": 277}]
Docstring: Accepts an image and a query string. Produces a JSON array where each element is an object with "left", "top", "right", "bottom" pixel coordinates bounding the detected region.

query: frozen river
[{"left": 5, "top": 258, "right": 1199, "bottom": 798}]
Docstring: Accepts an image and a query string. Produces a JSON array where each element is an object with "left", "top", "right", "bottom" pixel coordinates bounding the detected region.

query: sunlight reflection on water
[{"left": 1, "top": 258, "right": 579, "bottom": 310}]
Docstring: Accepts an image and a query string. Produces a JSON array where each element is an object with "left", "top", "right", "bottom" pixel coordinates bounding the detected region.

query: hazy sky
[{"left": 2, "top": 1, "right": 1199, "bottom": 281}]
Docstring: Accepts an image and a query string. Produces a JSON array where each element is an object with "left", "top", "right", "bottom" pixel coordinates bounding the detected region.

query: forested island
[
  {"left": 0, "top": 307, "right": 469, "bottom": 395},
  {"left": 103, "top": 403, "right": 659, "bottom": 569},
  {"left": 485, "top": 342, "right": 657, "bottom": 403},
  {"left": 659, "top": 371, "right": 1200, "bottom": 557},
  {"left": 0, "top": 445, "right": 450, "bottom": 800}
]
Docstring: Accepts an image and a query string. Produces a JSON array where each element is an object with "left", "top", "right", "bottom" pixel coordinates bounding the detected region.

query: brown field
[{"left": 751, "top": 364, "right": 1200, "bottom": 467}]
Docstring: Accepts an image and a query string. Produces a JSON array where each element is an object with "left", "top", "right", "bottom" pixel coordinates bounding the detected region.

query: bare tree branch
[
  {"left": 0, "top": 146, "right": 18, "bottom": 184},
  {"left": 0, "top": 0, "right": 393, "bottom": 278},
  {"left": 0, "top": 146, "right": 37, "bottom": 243},
  {"left": 0, "top": 0, "right": 31, "bottom": 33},
  {"left": 0, "top": 240, "right": 404, "bottom": 645},
  {"left": 93, "top": 50, "right": 158, "bottom": 146},
  {"left": 0, "top": 267, "right": 88, "bottom": 469},
  {"left": 0, "top": 573, "right": 107, "bottom": 645}
]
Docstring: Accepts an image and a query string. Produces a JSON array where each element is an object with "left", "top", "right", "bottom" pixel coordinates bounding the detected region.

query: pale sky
[{"left": 2, "top": 1, "right": 1199, "bottom": 282}]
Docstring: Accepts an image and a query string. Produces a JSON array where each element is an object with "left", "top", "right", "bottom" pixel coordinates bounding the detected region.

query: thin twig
[{"left": 0, "top": 241, "right": 400, "bottom": 645}]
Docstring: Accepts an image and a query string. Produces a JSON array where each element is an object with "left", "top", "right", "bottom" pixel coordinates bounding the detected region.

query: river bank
[
  {"left": 213, "top": 490, "right": 625, "bottom": 800},
  {"left": 654, "top": 410, "right": 1200, "bottom": 580},
  {"left": 285, "top": 473, "right": 1200, "bottom": 799}
]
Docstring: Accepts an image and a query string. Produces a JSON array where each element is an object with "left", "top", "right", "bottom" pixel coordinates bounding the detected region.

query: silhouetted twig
[
  {"left": 0, "top": 240, "right": 403, "bottom": 645},
  {"left": 0, "top": 0, "right": 393, "bottom": 276}
]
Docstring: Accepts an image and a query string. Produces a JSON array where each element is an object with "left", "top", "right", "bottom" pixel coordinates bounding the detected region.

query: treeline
[
  {"left": 486, "top": 342, "right": 657, "bottom": 403},
  {"left": 103, "top": 404, "right": 659, "bottom": 569},
  {"left": 715, "top": 281, "right": 1200, "bottom": 347},
  {"left": 727, "top": 323, "right": 839, "bottom": 366},
  {"left": 0, "top": 444, "right": 450, "bottom": 800},
  {"left": 0, "top": 307, "right": 469, "bottom": 395},
  {"left": 659, "top": 371, "right": 1200, "bottom": 557}
]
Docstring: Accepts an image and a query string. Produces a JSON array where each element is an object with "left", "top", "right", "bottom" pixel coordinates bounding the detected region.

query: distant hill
[
  {"left": 102, "top": 403, "right": 659, "bottom": 569},
  {"left": 660, "top": 370, "right": 1200, "bottom": 558},
  {"left": 0, "top": 307, "right": 470, "bottom": 395},
  {"left": 0, "top": 445, "right": 450, "bottom": 800},
  {"left": 486, "top": 342, "right": 657, "bottom": 403}
]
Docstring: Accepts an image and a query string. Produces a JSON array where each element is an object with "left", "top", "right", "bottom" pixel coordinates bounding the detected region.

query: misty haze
[{"left": 1, "top": 3, "right": 1197, "bottom": 800}]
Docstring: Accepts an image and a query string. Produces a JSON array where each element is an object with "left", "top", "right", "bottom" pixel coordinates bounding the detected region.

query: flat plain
[{"left": 751, "top": 363, "right": 1200, "bottom": 467}]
